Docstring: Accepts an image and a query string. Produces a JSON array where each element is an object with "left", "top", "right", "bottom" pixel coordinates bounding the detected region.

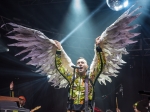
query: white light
[
  {"left": 123, "top": 1, "right": 128, "bottom": 7},
  {"left": 47, "top": 75, "right": 51, "bottom": 78},
  {"left": 74, "top": 0, "right": 81, "bottom": 10},
  {"left": 115, "top": 5, "right": 123, "bottom": 11},
  {"left": 60, "top": 2, "right": 105, "bottom": 44},
  {"left": 6, "top": 49, "right": 9, "bottom": 52}
]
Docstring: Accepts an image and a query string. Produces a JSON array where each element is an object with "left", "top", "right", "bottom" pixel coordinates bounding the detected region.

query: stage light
[
  {"left": 47, "top": 75, "right": 51, "bottom": 79},
  {"left": 60, "top": 2, "right": 106, "bottom": 44},
  {"left": 60, "top": 0, "right": 89, "bottom": 44},
  {"left": 6, "top": 48, "right": 9, "bottom": 52},
  {"left": 74, "top": 0, "right": 82, "bottom": 10},
  {"left": 106, "top": 0, "right": 129, "bottom": 11}
]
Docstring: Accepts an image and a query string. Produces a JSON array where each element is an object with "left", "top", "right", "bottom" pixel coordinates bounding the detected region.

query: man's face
[
  {"left": 19, "top": 99, "right": 25, "bottom": 106},
  {"left": 76, "top": 58, "right": 88, "bottom": 75}
]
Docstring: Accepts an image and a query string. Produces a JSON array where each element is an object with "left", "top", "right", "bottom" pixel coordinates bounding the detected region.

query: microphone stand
[
  {"left": 115, "top": 92, "right": 119, "bottom": 111},
  {"left": 85, "top": 71, "right": 89, "bottom": 112}
]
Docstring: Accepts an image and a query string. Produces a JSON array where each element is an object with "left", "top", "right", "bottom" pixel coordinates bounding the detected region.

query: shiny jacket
[{"left": 55, "top": 47, "right": 105, "bottom": 104}]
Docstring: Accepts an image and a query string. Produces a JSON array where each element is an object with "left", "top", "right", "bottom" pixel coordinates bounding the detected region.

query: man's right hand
[
  {"left": 54, "top": 40, "right": 62, "bottom": 50},
  {"left": 95, "top": 36, "right": 102, "bottom": 46},
  {"left": 10, "top": 81, "right": 14, "bottom": 90}
]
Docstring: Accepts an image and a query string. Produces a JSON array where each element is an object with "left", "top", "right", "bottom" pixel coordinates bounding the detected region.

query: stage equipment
[{"left": 0, "top": 96, "right": 30, "bottom": 112}]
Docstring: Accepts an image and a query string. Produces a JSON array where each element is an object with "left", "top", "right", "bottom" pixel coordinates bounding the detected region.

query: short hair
[
  {"left": 77, "top": 57, "right": 88, "bottom": 64},
  {"left": 19, "top": 96, "right": 26, "bottom": 102}
]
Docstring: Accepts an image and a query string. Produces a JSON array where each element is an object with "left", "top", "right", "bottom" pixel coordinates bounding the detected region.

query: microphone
[
  {"left": 120, "top": 84, "right": 123, "bottom": 97},
  {"left": 71, "top": 65, "right": 81, "bottom": 69}
]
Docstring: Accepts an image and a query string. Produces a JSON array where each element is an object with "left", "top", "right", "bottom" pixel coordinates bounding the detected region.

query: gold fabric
[{"left": 55, "top": 50, "right": 105, "bottom": 104}]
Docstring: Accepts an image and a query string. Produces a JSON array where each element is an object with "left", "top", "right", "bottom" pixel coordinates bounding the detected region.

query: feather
[
  {"left": 94, "top": 6, "right": 141, "bottom": 85},
  {"left": 4, "top": 23, "right": 73, "bottom": 88}
]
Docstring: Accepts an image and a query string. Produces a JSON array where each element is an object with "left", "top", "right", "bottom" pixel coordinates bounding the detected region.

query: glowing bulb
[
  {"left": 47, "top": 75, "right": 51, "bottom": 78},
  {"left": 6, "top": 49, "right": 9, "bottom": 52},
  {"left": 106, "top": 0, "right": 129, "bottom": 11}
]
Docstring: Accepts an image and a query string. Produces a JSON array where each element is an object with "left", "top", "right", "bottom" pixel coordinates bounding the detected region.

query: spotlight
[
  {"left": 106, "top": 0, "right": 129, "bottom": 11},
  {"left": 47, "top": 75, "right": 51, "bottom": 79},
  {"left": 6, "top": 48, "right": 9, "bottom": 52},
  {"left": 74, "top": 0, "right": 82, "bottom": 10}
]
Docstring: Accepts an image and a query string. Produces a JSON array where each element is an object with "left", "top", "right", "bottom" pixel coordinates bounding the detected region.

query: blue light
[{"left": 60, "top": 2, "right": 105, "bottom": 44}]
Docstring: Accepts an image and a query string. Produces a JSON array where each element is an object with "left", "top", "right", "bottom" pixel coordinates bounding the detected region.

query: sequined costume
[
  {"left": 55, "top": 46, "right": 105, "bottom": 111},
  {"left": 3, "top": 5, "right": 141, "bottom": 112}
]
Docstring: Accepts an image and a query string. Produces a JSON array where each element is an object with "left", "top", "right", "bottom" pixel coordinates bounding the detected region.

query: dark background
[{"left": 0, "top": 0, "right": 150, "bottom": 112}]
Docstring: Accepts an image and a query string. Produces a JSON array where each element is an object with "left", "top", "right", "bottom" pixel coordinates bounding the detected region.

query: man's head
[
  {"left": 19, "top": 96, "right": 26, "bottom": 107},
  {"left": 76, "top": 57, "right": 88, "bottom": 75}
]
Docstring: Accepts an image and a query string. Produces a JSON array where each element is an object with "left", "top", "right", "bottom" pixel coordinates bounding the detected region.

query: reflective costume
[
  {"left": 55, "top": 46, "right": 106, "bottom": 111},
  {"left": 4, "top": 5, "right": 141, "bottom": 112}
]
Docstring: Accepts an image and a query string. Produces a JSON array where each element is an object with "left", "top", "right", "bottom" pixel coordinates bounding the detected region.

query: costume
[
  {"left": 3, "top": 5, "right": 141, "bottom": 112},
  {"left": 55, "top": 46, "right": 105, "bottom": 111}
]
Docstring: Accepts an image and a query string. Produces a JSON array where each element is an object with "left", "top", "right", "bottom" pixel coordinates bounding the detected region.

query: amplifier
[{"left": 0, "top": 101, "right": 29, "bottom": 112}]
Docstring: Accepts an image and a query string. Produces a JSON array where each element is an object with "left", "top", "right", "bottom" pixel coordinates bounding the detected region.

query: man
[
  {"left": 10, "top": 81, "right": 14, "bottom": 97},
  {"left": 4, "top": 6, "right": 140, "bottom": 111},
  {"left": 10, "top": 81, "right": 26, "bottom": 108},
  {"left": 55, "top": 37, "right": 106, "bottom": 112},
  {"left": 18, "top": 96, "right": 26, "bottom": 108}
]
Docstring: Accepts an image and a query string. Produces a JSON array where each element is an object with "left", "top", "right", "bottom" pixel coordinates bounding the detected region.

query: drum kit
[{"left": 93, "top": 91, "right": 150, "bottom": 112}]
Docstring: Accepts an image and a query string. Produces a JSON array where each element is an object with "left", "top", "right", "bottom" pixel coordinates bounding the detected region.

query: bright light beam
[
  {"left": 73, "top": 0, "right": 82, "bottom": 11},
  {"left": 60, "top": 2, "right": 106, "bottom": 44}
]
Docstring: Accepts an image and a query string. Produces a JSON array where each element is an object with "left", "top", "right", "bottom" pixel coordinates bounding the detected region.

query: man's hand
[
  {"left": 10, "top": 81, "right": 14, "bottom": 90},
  {"left": 54, "top": 40, "right": 62, "bottom": 50},
  {"left": 95, "top": 36, "right": 102, "bottom": 46}
]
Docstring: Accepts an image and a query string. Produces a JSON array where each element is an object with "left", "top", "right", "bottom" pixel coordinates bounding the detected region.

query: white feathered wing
[
  {"left": 5, "top": 23, "right": 73, "bottom": 88},
  {"left": 90, "top": 6, "right": 141, "bottom": 85}
]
